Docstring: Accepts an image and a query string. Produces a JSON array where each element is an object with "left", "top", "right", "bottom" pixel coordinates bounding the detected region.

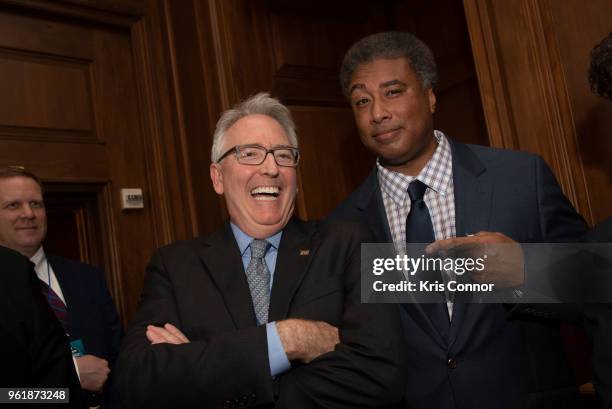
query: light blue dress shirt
[{"left": 230, "top": 223, "right": 291, "bottom": 377}]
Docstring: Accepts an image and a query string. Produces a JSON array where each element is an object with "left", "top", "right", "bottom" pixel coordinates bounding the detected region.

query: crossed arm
[
  {"left": 116, "top": 230, "right": 406, "bottom": 409},
  {"left": 147, "top": 319, "right": 339, "bottom": 364}
]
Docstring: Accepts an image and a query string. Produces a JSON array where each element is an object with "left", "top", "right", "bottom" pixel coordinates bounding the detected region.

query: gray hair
[
  {"left": 210, "top": 92, "right": 298, "bottom": 162},
  {"left": 339, "top": 31, "right": 438, "bottom": 98}
]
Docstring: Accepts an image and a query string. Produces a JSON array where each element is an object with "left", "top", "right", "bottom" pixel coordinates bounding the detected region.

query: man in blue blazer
[
  {"left": 330, "top": 32, "right": 588, "bottom": 409},
  {"left": 0, "top": 167, "right": 122, "bottom": 408}
]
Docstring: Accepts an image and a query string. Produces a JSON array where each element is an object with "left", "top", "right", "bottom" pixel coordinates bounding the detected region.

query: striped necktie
[{"left": 39, "top": 279, "right": 69, "bottom": 332}]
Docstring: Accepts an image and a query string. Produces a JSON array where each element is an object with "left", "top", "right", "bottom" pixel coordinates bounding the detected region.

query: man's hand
[
  {"left": 426, "top": 231, "right": 525, "bottom": 288},
  {"left": 75, "top": 355, "right": 110, "bottom": 393},
  {"left": 276, "top": 319, "right": 339, "bottom": 363},
  {"left": 146, "top": 323, "right": 190, "bottom": 344}
]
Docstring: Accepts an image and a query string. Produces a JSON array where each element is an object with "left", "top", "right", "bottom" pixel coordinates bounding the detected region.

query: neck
[{"left": 233, "top": 222, "right": 283, "bottom": 240}]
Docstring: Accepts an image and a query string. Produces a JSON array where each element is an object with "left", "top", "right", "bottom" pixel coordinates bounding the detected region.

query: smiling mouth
[
  {"left": 374, "top": 128, "right": 401, "bottom": 139},
  {"left": 251, "top": 186, "right": 280, "bottom": 201}
]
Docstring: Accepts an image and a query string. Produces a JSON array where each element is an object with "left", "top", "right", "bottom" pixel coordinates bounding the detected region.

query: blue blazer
[
  {"left": 48, "top": 255, "right": 123, "bottom": 409},
  {"left": 329, "top": 139, "right": 588, "bottom": 409}
]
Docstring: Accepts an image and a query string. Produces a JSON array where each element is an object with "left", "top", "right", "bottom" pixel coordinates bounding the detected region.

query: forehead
[
  {"left": 350, "top": 57, "right": 420, "bottom": 92},
  {"left": 225, "top": 114, "right": 290, "bottom": 148},
  {"left": 0, "top": 176, "right": 43, "bottom": 199}
]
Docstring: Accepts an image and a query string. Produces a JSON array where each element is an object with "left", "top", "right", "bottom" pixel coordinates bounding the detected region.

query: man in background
[
  {"left": 585, "top": 30, "right": 612, "bottom": 409},
  {"left": 330, "top": 31, "right": 587, "bottom": 409},
  {"left": 0, "top": 167, "right": 122, "bottom": 408}
]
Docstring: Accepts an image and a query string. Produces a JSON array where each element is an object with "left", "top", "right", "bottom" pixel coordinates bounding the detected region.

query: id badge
[{"left": 70, "top": 338, "right": 85, "bottom": 357}]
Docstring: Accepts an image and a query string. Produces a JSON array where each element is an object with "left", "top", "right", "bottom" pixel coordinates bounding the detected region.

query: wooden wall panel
[
  {"left": 291, "top": 107, "right": 375, "bottom": 220},
  {"left": 170, "top": 0, "right": 488, "bottom": 225},
  {"left": 0, "top": 50, "right": 93, "bottom": 131},
  {"left": 0, "top": 0, "right": 194, "bottom": 324},
  {"left": 0, "top": 139, "right": 108, "bottom": 181},
  {"left": 547, "top": 0, "right": 612, "bottom": 224},
  {"left": 268, "top": 7, "right": 379, "bottom": 106},
  {"left": 392, "top": 0, "right": 489, "bottom": 146},
  {"left": 162, "top": 0, "right": 226, "bottom": 236},
  {"left": 464, "top": 0, "right": 612, "bottom": 224}
]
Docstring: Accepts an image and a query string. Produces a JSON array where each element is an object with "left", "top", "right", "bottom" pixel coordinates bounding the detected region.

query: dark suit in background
[
  {"left": 47, "top": 255, "right": 123, "bottom": 408},
  {"left": 583, "top": 218, "right": 612, "bottom": 409},
  {"left": 330, "top": 138, "right": 587, "bottom": 409},
  {"left": 0, "top": 245, "right": 83, "bottom": 408},
  {"left": 116, "top": 218, "right": 406, "bottom": 409}
]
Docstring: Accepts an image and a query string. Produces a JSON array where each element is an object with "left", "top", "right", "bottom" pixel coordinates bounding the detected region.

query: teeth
[{"left": 251, "top": 186, "right": 279, "bottom": 195}]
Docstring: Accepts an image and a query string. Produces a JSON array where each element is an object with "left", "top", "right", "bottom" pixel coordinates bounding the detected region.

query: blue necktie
[{"left": 405, "top": 180, "right": 450, "bottom": 337}]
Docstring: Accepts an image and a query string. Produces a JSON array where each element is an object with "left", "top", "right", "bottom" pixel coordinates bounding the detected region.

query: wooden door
[{"left": 0, "top": 1, "right": 180, "bottom": 324}]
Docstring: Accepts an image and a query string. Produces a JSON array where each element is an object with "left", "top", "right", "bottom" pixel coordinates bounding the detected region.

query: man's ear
[
  {"left": 427, "top": 88, "right": 437, "bottom": 114},
  {"left": 210, "top": 163, "right": 224, "bottom": 195}
]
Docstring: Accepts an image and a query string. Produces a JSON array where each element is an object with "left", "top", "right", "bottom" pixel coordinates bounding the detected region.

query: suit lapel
[
  {"left": 451, "top": 141, "right": 492, "bottom": 237},
  {"left": 447, "top": 140, "right": 492, "bottom": 346},
  {"left": 358, "top": 169, "right": 392, "bottom": 243},
  {"left": 197, "top": 224, "right": 257, "bottom": 329},
  {"left": 46, "top": 255, "right": 72, "bottom": 308},
  {"left": 268, "top": 218, "right": 319, "bottom": 321}
]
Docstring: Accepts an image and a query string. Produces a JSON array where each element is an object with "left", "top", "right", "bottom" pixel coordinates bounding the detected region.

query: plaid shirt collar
[{"left": 376, "top": 130, "right": 452, "bottom": 205}]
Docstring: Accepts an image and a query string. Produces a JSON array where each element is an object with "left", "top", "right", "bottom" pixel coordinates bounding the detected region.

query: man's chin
[{"left": 379, "top": 154, "right": 414, "bottom": 168}]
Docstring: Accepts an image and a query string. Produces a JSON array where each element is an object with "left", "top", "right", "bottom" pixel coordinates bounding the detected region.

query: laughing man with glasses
[{"left": 116, "top": 92, "right": 407, "bottom": 409}]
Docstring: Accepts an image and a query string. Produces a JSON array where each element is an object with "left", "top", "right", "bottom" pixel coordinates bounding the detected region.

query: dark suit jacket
[
  {"left": 583, "top": 218, "right": 612, "bottom": 409},
  {"left": 329, "top": 139, "right": 588, "bottom": 409},
  {"left": 0, "top": 245, "right": 84, "bottom": 408},
  {"left": 47, "top": 255, "right": 123, "bottom": 408},
  {"left": 116, "top": 218, "right": 406, "bottom": 409}
]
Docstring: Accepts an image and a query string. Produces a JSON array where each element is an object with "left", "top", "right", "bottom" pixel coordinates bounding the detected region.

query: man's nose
[
  {"left": 21, "top": 204, "right": 36, "bottom": 218},
  {"left": 259, "top": 152, "right": 280, "bottom": 176},
  {"left": 371, "top": 99, "right": 391, "bottom": 125}
]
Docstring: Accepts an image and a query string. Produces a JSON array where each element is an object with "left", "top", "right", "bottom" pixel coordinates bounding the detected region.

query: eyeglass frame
[{"left": 216, "top": 144, "right": 300, "bottom": 167}]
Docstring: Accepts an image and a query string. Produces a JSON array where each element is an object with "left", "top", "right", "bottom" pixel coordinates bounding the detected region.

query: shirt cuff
[
  {"left": 72, "top": 355, "right": 81, "bottom": 381},
  {"left": 266, "top": 322, "right": 291, "bottom": 377}
]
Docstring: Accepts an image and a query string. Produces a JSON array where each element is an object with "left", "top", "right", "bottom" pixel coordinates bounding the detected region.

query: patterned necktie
[
  {"left": 405, "top": 180, "right": 450, "bottom": 336},
  {"left": 39, "top": 279, "right": 69, "bottom": 332},
  {"left": 245, "top": 239, "right": 271, "bottom": 324}
]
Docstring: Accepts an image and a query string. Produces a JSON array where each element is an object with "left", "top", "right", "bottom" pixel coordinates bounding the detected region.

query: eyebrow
[
  {"left": 349, "top": 79, "right": 407, "bottom": 96},
  {"left": 349, "top": 83, "right": 364, "bottom": 95},
  {"left": 380, "top": 79, "right": 406, "bottom": 88}
]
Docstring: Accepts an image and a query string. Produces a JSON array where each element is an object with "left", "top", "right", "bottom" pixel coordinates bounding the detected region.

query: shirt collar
[
  {"left": 230, "top": 222, "right": 282, "bottom": 257},
  {"left": 376, "top": 130, "right": 452, "bottom": 204},
  {"left": 29, "top": 246, "right": 46, "bottom": 269}
]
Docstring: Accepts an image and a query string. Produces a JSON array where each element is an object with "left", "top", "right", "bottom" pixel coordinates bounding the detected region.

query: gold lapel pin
[{"left": 299, "top": 249, "right": 310, "bottom": 256}]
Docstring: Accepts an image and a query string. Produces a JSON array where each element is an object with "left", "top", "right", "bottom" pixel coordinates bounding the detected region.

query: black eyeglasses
[{"left": 217, "top": 144, "right": 300, "bottom": 167}]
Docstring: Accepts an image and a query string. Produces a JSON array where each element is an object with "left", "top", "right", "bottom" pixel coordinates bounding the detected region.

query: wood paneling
[
  {"left": 392, "top": 0, "right": 489, "bottom": 147},
  {"left": 464, "top": 0, "right": 612, "bottom": 224},
  {"left": 268, "top": 6, "right": 378, "bottom": 106},
  {"left": 164, "top": 0, "right": 487, "bottom": 226},
  {"left": 292, "top": 106, "right": 375, "bottom": 220},
  {"left": 0, "top": 0, "right": 192, "bottom": 325},
  {"left": 0, "top": 139, "right": 108, "bottom": 181},
  {"left": 0, "top": 49, "right": 94, "bottom": 132},
  {"left": 547, "top": 0, "right": 612, "bottom": 224}
]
